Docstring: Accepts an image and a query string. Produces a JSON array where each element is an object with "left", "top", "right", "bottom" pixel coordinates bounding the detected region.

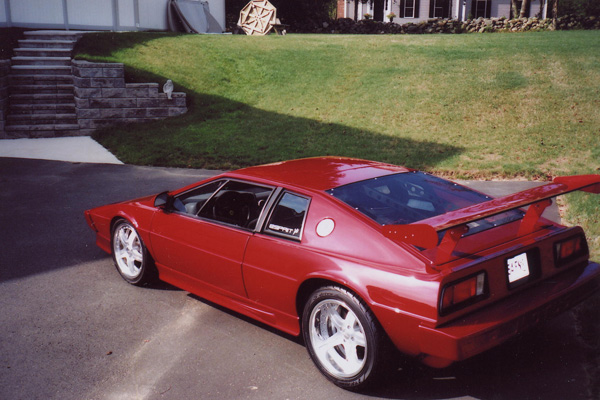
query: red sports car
[{"left": 85, "top": 157, "right": 600, "bottom": 389}]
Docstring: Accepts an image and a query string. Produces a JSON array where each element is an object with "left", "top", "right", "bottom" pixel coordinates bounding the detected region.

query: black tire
[
  {"left": 302, "top": 286, "right": 386, "bottom": 390},
  {"left": 111, "top": 220, "right": 156, "bottom": 286}
]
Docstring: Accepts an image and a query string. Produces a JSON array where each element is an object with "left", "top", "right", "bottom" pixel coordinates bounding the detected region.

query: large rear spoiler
[{"left": 384, "top": 175, "right": 600, "bottom": 265}]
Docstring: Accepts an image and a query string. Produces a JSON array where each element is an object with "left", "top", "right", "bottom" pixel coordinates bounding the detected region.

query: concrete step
[
  {"left": 24, "top": 31, "right": 83, "bottom": 42},
  {"left": 5, "top": 123, "right": 81, "bottom": 138},
  {"left": 10, "top": 74, "right": 73, "bottom": 85},
  {"left": 11, "top": 65, "right": 72, "bottom": 76},
  {"left": 9, "top": 93, "right": 75, "bottom": 105},
  {"left": 11, "top": 56, "right": 72, "bottom": 66},
  {"left": 14, "top": 48, "right": 72, "bottom": 58},
  {"left": 19, "top": 39, "right": 75, "bottom": 50},
  {"left": 9, "top": 84, "right": 74, "bottom": 95},
  {"left": 18, "top": 39, "right": 76, "bottom": 49},
  {"left": 9, "top": 103, "right": 76, "bottom": 115},
  {"left": 7, "top": 113, "right": 78, "bottom": 125}
]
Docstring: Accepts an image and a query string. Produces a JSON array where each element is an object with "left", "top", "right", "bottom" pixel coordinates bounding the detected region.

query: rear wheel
[
  {"left": 111, "top": 220, "right": 155, "bottom": 286},
  {"left": 302, "top": 286, "right": 385, "bottom": 390}
]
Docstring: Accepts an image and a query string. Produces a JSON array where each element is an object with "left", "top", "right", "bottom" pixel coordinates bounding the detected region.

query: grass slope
[{"left": 73, "top": 31, "right": 599, "bottom": 256}]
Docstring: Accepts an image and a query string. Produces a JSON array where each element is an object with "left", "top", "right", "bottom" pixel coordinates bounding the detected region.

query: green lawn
[{"left": 74, "top": 30, "right": 600, "bottom": 256}]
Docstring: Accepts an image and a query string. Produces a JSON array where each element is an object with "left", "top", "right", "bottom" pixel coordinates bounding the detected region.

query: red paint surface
[{"left": 85, "top": 158, "right": 600, "bottom": 365}]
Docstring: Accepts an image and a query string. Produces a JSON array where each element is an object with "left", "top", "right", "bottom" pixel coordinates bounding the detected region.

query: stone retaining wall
[
  {"left": 290, "top": 14, "right": 600, "bottom": 34},
  {"left": 0, "top": 60, "right": 10, "bottom": 138},
  {"left": 72, "top": 60, "right": 187, "bottom": 135}
]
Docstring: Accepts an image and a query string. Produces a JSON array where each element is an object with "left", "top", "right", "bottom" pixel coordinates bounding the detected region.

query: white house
[
  {"left": 0, "top": 0, "right": 225, "bottom": 32},
  {"left": 338, "top": 0, "right": 549, "bottom": 23}
]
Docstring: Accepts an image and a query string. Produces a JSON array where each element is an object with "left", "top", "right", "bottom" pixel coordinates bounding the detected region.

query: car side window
[
  {"left": 265, "top": 192, "right": 310, "bottom": 240},
  {"left": 173, "top": 180, "right": 225, "bottom": 215},
  {"left": 197, "top": 180, "right": 274, "bottom": 229}
]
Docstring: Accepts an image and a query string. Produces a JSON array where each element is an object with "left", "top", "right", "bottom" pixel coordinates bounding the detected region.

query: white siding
[
  {"left": 343, "top": 0, "right": 549, "bottom": 22},
  {"left": 0, "top": 0, "right": 225, "bottom": 32},
  {"left": 10, "top": 0, "right": 64, "bottom": 25},
  {"left": 0, "top": 1, "right": 7, "bottom": 26},
  {"left": 118, "top": 0, "right": 136, "bottom": 28},
  {"left": 495, "top": 0, "right": 546, "bottom": 18},
  {"left": 494, "top": 0, "right": 511, "bottom": 18},
  {"left": 67, "top": 0, "right": 114, "bottom": 28},
  {"left": 139, "top": 0, "right": 169, "bottom": 30}
]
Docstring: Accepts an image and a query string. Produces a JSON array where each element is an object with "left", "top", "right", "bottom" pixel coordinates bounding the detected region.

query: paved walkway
[{"left": 0, "top": 137, "right": 122, "bottom": 164}]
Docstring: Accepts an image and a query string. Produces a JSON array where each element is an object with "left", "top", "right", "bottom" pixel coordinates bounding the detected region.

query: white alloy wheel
[
  {"left": 309, "top": 298, "right": 368, "bottom": 378},
  {"left": 303, "top": 286, "right": 385, "bottom": 389},
  {"left": 112, "top": 221, "right": 145, "bottom": 282}
]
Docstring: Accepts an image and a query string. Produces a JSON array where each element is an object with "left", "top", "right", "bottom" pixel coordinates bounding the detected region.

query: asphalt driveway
[{"left": 0, "top": 157, "right": 597, "bottom": 400}]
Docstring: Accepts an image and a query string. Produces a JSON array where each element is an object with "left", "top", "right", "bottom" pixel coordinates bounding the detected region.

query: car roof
[{"left": 229, "top": 157, "right": 413, "bottom": 191}]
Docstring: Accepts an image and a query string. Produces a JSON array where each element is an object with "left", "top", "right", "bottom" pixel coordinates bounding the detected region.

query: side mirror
[{"left": 154, "top": 191, "right": 173, "bottom": 211}]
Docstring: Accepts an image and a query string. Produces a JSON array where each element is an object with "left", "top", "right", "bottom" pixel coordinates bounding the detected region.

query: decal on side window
[{"left": 265, "top": 192, "right": 310, "bottom": 240}]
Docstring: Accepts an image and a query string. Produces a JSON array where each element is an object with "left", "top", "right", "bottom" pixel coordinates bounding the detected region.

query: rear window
[{"left": 326, "top": 172, "right": 522, "bottom": 232}]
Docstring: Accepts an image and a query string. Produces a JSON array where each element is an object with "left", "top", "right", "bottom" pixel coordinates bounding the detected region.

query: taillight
[
  {"left": 554, "top": 235, "right": 588, "bottom": 267},
  {"left": 440, "top": 272, "right": 487, "bottom": 316}
]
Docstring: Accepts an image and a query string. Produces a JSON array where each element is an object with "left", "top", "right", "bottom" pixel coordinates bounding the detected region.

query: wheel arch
[
  {"left": 109, "top": 214, "right": 154, "bottom": 259},
  {"left": 295, "top": 277, "right": 375, "bottom": 330},
  {"left": 110, "top": 214, "right": 138, "bottom": 234}
]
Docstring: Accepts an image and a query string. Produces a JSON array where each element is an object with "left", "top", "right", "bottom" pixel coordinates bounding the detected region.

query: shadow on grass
[
  {"left": 77, "top": 32, "right": 462, "bottom": 169},
  {"left": 93, "top": 86, "right": 463, "bottom": 170},
  {"left": 73, "top": 32, "right": 186, "bottom": 60}
]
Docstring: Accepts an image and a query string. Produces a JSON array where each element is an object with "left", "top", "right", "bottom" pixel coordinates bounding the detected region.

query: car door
[
  {"left": 150, "top": 179, "right": 274, "bottom": 298},
  {"left": 242, "top": 190, "right": 312, "bottom": 317}
]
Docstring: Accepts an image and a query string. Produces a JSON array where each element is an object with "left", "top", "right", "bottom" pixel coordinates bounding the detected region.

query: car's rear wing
[{"left": 384, "top": 174, "right": 600, "bottom": 265}]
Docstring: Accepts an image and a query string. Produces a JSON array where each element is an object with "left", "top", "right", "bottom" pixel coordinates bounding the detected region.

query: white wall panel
[
  {"left": 67, "top": 0, "right": 113, "bottom": 27},
  {"left": 118, "top": 0, "right": 136, "bottom": 28},
  {"left": 138, "top": 0, "right": 168, "bottom": 30},
  {"left": 0, "top": 0, "right": 8, "bottom": 25},
  {"left": 11, "top": 0, "right": 64, "bottom": 24},
  {"left": 0, "top": 0, "right": 7, "bottom": 25},
  {"left": 1, "top": 0, "right": 225, "bottom": 31}
]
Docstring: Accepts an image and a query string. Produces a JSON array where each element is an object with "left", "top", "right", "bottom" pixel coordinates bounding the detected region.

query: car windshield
[{"left": 326, "top": 172, "right": 522, "bottom": 232}]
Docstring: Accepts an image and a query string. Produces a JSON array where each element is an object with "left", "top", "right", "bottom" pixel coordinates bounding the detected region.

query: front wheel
[
  {"left": 111, "top": 220, "right": 155, "bottom": 286},
  {"left": 302, "top": 286, "right": 386, "bottom": 390}
]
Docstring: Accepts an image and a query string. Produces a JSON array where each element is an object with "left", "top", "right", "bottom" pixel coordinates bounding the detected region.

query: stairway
[{"left": 6, "top": 31, "right": 83, "bottom": 138}]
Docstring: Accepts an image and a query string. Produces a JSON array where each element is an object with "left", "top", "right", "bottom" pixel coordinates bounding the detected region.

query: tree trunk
[
  {"left": 552, "top": 0, "right": 558, "bottom": 28},
  {"left": 511, "top": 0, "right": 519, "bottom": 18},
  {"left": 354, "top": 0, "right": 359, "bottom": 21},
  {"left": 519, "top": 0, "right": 530, "bottom": 18}
]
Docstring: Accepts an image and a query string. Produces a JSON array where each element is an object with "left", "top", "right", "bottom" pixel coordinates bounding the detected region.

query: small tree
[
  {"left": 510, "top": 0, "right": 532, "bottom": 19},
  {"left": 519, "top": 0, "right": 531, "bottom": 17}
]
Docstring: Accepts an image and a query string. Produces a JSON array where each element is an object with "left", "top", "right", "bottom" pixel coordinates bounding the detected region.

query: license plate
[{"left": 507, "top": 252, "right": 530, "bottom": 284}]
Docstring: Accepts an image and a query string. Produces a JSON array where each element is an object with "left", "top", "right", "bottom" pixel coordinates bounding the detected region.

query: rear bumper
[{"left": 418, "top": 261, "right": 600, "bottom": 362}]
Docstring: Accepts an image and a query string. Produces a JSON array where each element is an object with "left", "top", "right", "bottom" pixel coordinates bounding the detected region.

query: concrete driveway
[{"left": 0, "top": 157, "right": 597, "bottom": 400}]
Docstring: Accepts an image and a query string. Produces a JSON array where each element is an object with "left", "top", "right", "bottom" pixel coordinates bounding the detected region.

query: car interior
[{"left": 174, "top": 180, "right": 273, "bottom": 230}]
